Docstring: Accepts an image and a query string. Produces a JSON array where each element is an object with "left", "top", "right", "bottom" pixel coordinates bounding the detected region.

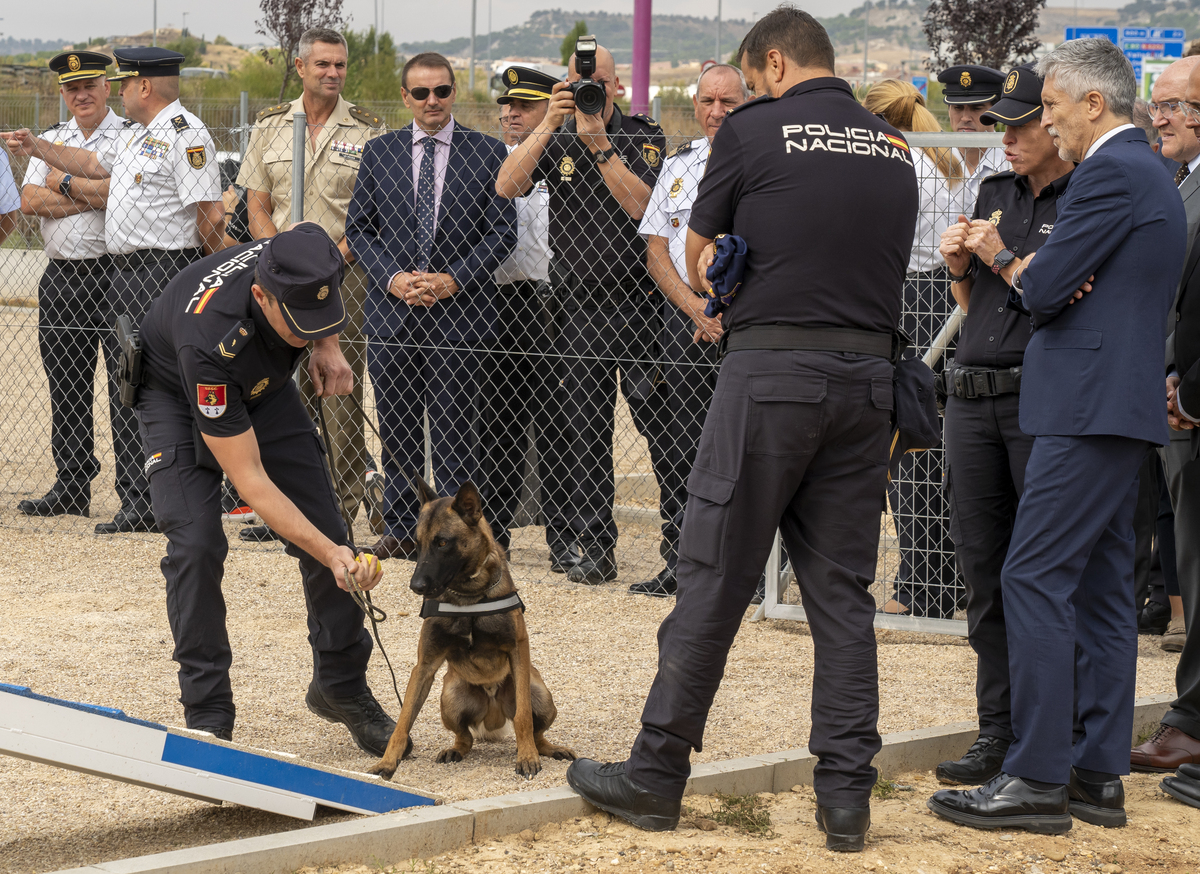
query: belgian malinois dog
[{"left": 370, "top": 477, "right": 576, "bottom": 779}]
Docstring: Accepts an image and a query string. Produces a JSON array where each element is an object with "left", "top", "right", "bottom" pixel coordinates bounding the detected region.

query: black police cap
[
  {"left": 256, "top": 224, "right": 348, "bottom": 340},
  {"left": 938, "top": 64, "right": 1005, "bottom": 105},
  {"left": 497, "top": 66, "right": 559, "bottom": 104},
  {"left": 49, "top": 50, "right": 111, "bottom": 84},
  {"left": 981, "top": 63, "right": 1044, "bottom": 126},
  {"left": 108, "top": 47, "right": 186, "bottom": 80}
]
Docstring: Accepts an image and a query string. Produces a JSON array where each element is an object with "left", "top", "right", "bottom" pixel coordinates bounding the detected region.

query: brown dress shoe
[
  {"left": 1130, "top": 724, "right": 1200, "bottom": 773},
  {"left": 370, "top": 534, "right": 419, "bottom": 561},
  {"left": 1162, "top": 617, "right": 1187, "bottom": 653}
]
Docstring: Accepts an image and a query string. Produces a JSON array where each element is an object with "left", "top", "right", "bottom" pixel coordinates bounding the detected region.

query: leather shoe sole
[
  {"left": 305, "top": 684, "right": 398, "bottom": 758},
  {"left": 927, "top": 796, "right": 1071, "bottom": 834},
  {"left": 814, "top": 806, "right": 869, "bottom": 852},
  {"left": 18, "top": 495, "right": 90, "bottom": 517},
  {"left": 1161, "top": 774, "right": 1200, "bottom": 810},
  {"left": 1068, "top": 769, "right": 1126, "bottom": 828},
  {"left": 95, "top": 513, "right": 156, "bottom": 534},
  {"left": 190, "top": 725, "right": 233, "bottom": 742}
]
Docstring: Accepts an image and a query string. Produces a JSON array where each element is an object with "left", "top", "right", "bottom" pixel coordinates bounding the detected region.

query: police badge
[
  {"left": 642, "top": 143, "right": 661, "bottom": 167},
  {"left": 186, "top": 146, "right": 207, "bottom": 169}
]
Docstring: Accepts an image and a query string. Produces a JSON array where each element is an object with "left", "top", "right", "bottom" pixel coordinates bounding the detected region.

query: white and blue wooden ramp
[{"left": 0, "top": 682, "right": 434, "bottom": 820}]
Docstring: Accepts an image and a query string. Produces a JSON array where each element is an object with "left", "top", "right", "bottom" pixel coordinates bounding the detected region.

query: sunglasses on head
[{"left": 407, "top": 84, "right": 454, "bottom": 100}]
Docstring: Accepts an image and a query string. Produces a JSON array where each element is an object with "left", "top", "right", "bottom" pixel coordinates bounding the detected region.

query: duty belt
[
  {"left": 141, "top": 369, "right": 183, "bottom": 398},
  {"left": 50, "top": 254, "right": 111, "bottom": 275},
  {"left": 719, "top": 325, "right": 902, "bottom": 363},
  {"left": 942, "top": 360, "right": 1022, "bottom": 399},
  {"left": 112, "top": 247, "right": 202, "bottom": 272}
]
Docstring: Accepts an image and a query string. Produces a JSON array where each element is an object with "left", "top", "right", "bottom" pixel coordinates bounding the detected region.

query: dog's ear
[
  {"left": 414, "top": 475, "right": 439, "bottom": 507},
  {"left": 451, "top": 480, "right": 483, "bottom": 527}
]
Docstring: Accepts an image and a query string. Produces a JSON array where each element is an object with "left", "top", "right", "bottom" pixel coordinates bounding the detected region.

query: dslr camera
[{"left": 569, "top": 35, "right": 606, "bottom": 116}]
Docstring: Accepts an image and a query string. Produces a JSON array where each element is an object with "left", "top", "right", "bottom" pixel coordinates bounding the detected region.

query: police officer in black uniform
[
  {"left": 496, "top": 38, "right": 672, "bottom": 585},
  {"left": 136, "top": 223, "right": 395, "bottom": 752},
  {"left": 933, "top": 63, "right": 1075, "bottom": 785},
  {"left": 565, "top": 8, "right": 918, "bottom": 850}
]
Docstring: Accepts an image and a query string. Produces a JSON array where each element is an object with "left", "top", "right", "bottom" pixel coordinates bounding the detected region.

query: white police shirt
[
  {"left": 0, "top": 150, "right": 20, "bottom": 215},
  {"left": 106, "top": 99, "right": 221, "bottom": 255},
  {"left": 23, "top": 108, "right": 123, "bottom": 260},
  {"left": 956, "top": 145, "right": 1006, "bottom": 217},
  {"left": 638, "top": 136, "right": 708, "bottom": 285},
  {"left": 494, "top": 143, "right": 552, "bottom": 284}
]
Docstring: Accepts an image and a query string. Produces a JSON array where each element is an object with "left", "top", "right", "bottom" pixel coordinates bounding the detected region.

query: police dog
[{"left": 369, "top": 477, "right": 575, "bottom": 779}]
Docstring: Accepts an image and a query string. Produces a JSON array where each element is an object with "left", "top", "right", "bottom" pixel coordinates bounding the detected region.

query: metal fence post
[
  {"left": 651, "top": 95, "right": 661, "bottom": 123},
  {"left": 33, "top": 93, "right": 39, "bottom": 133},
  {"left": 239, "top": 91, "right": 249, "bottom": 157},
  {"left": 291, "top": 112, "right": 306, "bottom": 225},
  {"left": 59, "top": 95, "right": 68, "bottom": 125}
]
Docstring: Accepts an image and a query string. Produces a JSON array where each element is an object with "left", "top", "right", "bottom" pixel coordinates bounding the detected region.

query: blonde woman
[{"left": 862, "top": 79, "right": 964, "bottom": 620}]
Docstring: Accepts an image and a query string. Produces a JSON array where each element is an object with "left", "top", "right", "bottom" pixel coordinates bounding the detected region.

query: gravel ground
[{"left": 0, "top": 520, "right": 1182, "bottom": 873}]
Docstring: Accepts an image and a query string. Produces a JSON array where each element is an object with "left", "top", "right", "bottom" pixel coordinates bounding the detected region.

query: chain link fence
[{"left": 0, "top": 97, "right": 998, "bottom": 630}]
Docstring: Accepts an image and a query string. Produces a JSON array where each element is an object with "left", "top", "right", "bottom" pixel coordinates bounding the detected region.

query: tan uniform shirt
[{"left": 237, "top": 95, "right": 383, "bottom": 243}]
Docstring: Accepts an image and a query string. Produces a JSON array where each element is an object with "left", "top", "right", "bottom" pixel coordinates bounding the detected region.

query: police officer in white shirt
[
  {"left": 17, "top": 51, "right": 123, "bottom": 519},
  {"left": 0, "top": 151, "right": 17, "bottom": 244},
  {"left": 2, "top": 47, "right": 224, "bottom": 534},
  {"left": 938, "top": 65, "right": 1007, "bottom": 213},
  {"left": 482, "top": 66, "right": 571, "bottom": 559},
  {"left": 631, "top": 62, "right": 749, "bottom": 597}
]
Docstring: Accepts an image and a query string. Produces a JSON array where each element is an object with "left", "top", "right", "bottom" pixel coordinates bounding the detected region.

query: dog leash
[{"left": 314, "top": 394, "right": 404, "bottom": 711}]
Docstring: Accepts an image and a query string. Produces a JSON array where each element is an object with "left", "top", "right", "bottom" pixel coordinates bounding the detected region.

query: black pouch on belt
[{"left": 889, "top": 346, "right": 942, "bottom": 479}]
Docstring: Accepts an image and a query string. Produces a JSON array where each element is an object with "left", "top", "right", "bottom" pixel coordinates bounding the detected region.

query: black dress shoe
[
  {"left": 629, "top": 566, "right": 676, "bottom": 597},
  {"left": 1139, "top": 599, "right": 1172, "bottom": 635},
  {"left": 814, "top": 805, "right": 870, "bottom": 852},
  {"left": 1068, "top": 767, "right": 1125, "bottom": 827},
  {"left": 937, "top": 735, "right": 1011, "bottom": 785},
  {"left": 94, "top": 502, "right": 156, "bottom": 534},
  {"left": 190, "top": 725, "right": 233, "bottom": 742},
  {"left": 565, "top": 758, "right": 681, "bottom": 832},
  {"left": 1180, "top": 762, "right": 1200, "bottom": 780},
  {"left": 567, "top": 548, "right": 617, "bottom": 585},
  {"left": 549, "top": 542, "right": 581, "bottom": 574},
  {"left": 927, "top": 773, "right": 1072, "bottom": 834},
  {"left": 305, "top": 683, "right": 397, "bottom": 757},
  {"left": 1161, "top": 768, "right": 1200, "bottom": 810},
  {"left": 18, "top": 485, "right": 91, "bottom": 517},
  {"left": 239, "top": 524, "right": 281, "bottom": 543},
  {"left": 371, "top": 534, "right": 419, "bottom": 561}
]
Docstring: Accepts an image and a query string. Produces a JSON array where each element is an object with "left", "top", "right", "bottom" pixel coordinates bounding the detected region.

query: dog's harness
[{"left": 420, "top": 591, "right": 526, "bottom": 619}]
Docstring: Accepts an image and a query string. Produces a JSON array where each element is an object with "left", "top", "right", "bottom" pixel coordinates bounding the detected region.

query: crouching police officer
[
  {"left": 565, "top": 7, "right": 918, "bottom": 851},
  {"left": 135, "top": 223, "right": 395, "bottom": 752}
]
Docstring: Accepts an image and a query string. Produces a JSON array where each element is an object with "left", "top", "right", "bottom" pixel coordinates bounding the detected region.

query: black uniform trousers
[
  {"left": 479, "top": 282, "right": 570, "bottom": 549},
  {"left": 627, "top": 350, "right": 894, "bottom": 808},
  {"left": 555, "top": 299, "right": 672, "bottom": 554},
  {"left": 1160, "top": 437, "right": 1200, "bottom": 739},
  {"left": 137, "top": 381, "right": 372, "bottom": 730},
  {"left": 888, "top": 268, "right": 962, "bottom": 617},
  {"left": 367, "top": 325, "right": 482, "bottom": 540},
  {"left": 1002, "top": 434, "right": 1146, "bottom": 783},
  {"left": 36, "top": 256, "right": 112, "bottom": 493},
  {"left": 944, "top": 393, "right": 1034, "bottom": 743},
  {"left": 658, "top": 303, "right": 719, "bottom": 569},
  {"left": 108, "top": 250, "right": 200, "bottom": 508}
]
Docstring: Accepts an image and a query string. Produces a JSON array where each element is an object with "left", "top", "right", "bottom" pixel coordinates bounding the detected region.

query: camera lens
[{"left": 572, "top": 80, "right": 606, "bottom": 116}]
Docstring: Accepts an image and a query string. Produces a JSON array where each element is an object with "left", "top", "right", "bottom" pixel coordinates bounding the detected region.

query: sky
[{"left": 2, "top": 0, "right": 1133, "bottom": 48}]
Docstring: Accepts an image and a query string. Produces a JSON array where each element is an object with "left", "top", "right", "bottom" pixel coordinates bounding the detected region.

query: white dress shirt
[
  {"left": 910, "top": 148, "right": 962, "bottom": 274},
  {"left": 495, "top": 143, "right": 552, "bottom": 284},
  {"left": 638, "top": 136, "right": 709, "bottom": 285},
  {"left": 956, "top": 145, "right": 1007, "bottom": 218},
  {"left": 0, "top": 150, "right": 19, "bottom": 215}
]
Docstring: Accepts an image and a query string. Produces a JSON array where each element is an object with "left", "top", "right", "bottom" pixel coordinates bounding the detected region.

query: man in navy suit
[
  {"left": 347, "top": 53, "right": 516, "bottom": 559},
  {"left": 929, "top": 38, "right": 1187, "bottom": 833}
]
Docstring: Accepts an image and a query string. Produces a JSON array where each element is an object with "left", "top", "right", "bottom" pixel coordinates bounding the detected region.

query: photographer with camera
[{"left": 496, "top": 38, "right": 672, "bottom": 585}]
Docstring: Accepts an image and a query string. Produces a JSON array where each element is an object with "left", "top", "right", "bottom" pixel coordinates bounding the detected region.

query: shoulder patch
[
  {"left": 256, "top": 103, "right": 291, "bottom": 122},
  {"left": 171, "top": 114, "right": 189, "bottom": 132},
  {"left": 668, "top": 141, "right": 694, "bottom": 158},
  {"left": 349, "top": 105, "right": 384, "bottom": 128},
  {"left": 215, "top": 319, "right": 256, "bottom": 359},
  {"left": 631, "top": 112, "right": 663, "bottom": 130}
]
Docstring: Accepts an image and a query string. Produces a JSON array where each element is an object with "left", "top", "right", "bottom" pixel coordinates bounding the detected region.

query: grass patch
[
  {"left": 872, "top": 776, "right": 901, "bottom": 800},
  {"left": 703, "top": 792, "right": 776, "bottom": 837}
]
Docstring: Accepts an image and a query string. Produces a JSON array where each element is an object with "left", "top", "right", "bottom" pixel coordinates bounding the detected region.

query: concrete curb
[{"left": 52, "top": 694, "right": 1175, "bottom": 874}]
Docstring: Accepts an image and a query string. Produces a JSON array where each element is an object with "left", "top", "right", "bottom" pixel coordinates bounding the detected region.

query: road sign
[
  {"left": 1064, "top": 27, "right": 1119, "bottom": 43},
  {"left": 1122, "top": 27, "right": 1185, "bottom": 40},
  {"left": 912, "top": 76, "right": 928, "bottom": 100}
]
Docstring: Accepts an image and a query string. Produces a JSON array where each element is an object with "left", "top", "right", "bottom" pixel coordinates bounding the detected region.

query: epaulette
[
  {"left": 349, "top": 105, "right": 384, "bottom": 128},
  {"left": 727, "top": 94, "right": 774, "bottom": 116},
  {"left": 631, "top": 112, "right": 662, "bottom": 130},
  {"left": 980, "top": 169, "right": 1016, "bottom": 185},
  {"left": 171, "top": 114, "right": 189, "bottom": 132},
  {"left": 255, "top": 102, "right": 291, "bottom": 122},
  {"left": 122, "top": 119, "right": 136, "bottom": 128},
  {"left": 668, "top": 141, "right": 694, "bottom": 158},
  {"left": 48, "top": 121, "right": 65, "bottom": 130},
  {"left": 215, "top": 320, "right": 255, "bottom": 359}
]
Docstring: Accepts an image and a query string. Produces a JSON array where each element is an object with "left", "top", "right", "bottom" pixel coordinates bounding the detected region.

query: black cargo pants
[
  {"left": 626, "top": 349, "right": 895, "bottom": 808},
  {"left": 137, "top": 380, "right": 373, "bottom": 730}
]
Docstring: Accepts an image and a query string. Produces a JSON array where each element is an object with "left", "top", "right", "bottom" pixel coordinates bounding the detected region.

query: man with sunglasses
[
  {"left": 238, "top": 26, "right": 385, "bottom": 545},
  {"left": 348, "top": 52, "right": 515, "bottom": 563}
]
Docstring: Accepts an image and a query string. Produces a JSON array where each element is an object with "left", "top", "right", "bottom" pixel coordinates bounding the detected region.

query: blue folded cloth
[{"left": 703, "top": 233, "right": 748, "bottom": 318}]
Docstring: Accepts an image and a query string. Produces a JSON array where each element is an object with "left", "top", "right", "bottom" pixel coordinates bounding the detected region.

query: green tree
[
  {"left": 341, "top": 27, "right": 403, "bottom": 103},
  {"left": 560, "top": 20, "right": 587, "bottom": 66},
  {"left": 256, "top": 0, "right": 347, "bottom": 101},
  {"left": 166, "top": 35, "right": 207, "bottom": 68}
]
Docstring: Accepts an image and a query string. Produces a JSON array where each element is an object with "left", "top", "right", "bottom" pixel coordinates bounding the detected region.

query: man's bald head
[
  {"left": 1155, "top": 56, "right": 1200, "bottom": 98},
  {"left": 1157, "top": 56, "right": 1200, "bottom": 164},
  {"left": 568, "top": 45, "right": 616, "bottom": 79}
]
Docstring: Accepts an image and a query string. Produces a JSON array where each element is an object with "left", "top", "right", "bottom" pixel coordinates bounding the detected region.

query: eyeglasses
[
  {"left": 407, "top": 84, "right": 454, "bottom": 100},
  {"left": 1148, "top": 100, "right": 1200, "bottom": 121}
]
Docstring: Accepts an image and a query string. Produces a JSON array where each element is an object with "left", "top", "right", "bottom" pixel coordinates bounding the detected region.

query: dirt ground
[{"left": 306, "top": 772, "right": 1200, "bottom": 874}]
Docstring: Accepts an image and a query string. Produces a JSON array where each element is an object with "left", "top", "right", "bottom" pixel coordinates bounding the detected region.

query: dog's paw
[
  {"left": 549, "top": 746, "right": 577, "bottom": 761},
  {"left": 515, "top": 757, "right": 542, "bottom": 778},
  {"left": 436, "top": 748, "right": 464, "bottom": 764},
  {"left": 368, "top": 760, "right": 398, "bottom": 781}
]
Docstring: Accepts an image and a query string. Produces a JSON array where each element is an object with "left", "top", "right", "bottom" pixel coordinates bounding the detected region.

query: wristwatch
[
  {"left": 58, "top": 174, "right": 73, "bottom": 197},
  {"left": 948, "top": 268, "right": 970, "bottom": 283},
  {"left": 592, "top": 146, "right": 618, "bottom": 164},
  {"left": 991, "top": 249, "right": 1016, "bottom": 274}
]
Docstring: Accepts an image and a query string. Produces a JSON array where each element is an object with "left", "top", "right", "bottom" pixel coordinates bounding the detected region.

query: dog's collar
[{"left": 420, "top": 591, "right": 525, "bottom": 619}]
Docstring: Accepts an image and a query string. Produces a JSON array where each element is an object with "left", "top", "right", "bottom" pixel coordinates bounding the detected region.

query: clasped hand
[{"left": 389, "top": 271, "right": 459, "bottom": 306}]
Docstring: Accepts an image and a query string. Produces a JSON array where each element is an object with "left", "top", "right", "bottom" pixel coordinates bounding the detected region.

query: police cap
[
  {"left": 255, "top": 224, "right": 348, "bottom": 340},
  {"left": 49, "top": 50, "right": 111, "bottom": 84},
  {"left": 497, "top": 65, "right": 558, "bottom": 104},
  {"left": 981, "top": 63, "right": 1044, "bottom": 126},
  {"left": 938, "top": 64, "right": 1005, "bottom": 105},
  {"left": 108, "top": 47, "right": 186, "bottom": 80}
]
